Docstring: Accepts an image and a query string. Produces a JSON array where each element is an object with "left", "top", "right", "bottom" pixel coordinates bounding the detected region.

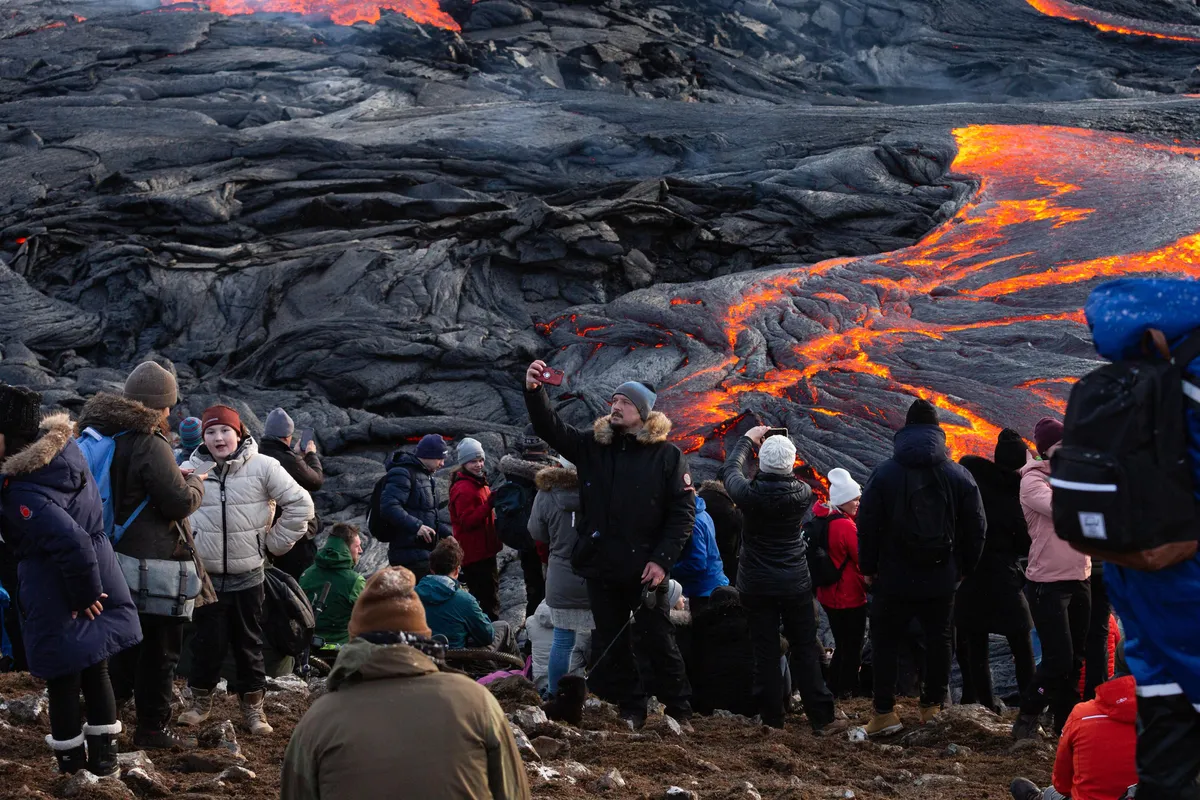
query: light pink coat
[{"left": 1020, "top": 455, "right": 1091, "bottom": 583}]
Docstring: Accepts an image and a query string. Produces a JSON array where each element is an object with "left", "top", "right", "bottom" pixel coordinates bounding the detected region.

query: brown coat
[{"left": 281, "top": 639, "right": 530, "bottom": 800}]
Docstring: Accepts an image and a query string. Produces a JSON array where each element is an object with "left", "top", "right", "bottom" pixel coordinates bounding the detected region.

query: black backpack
[
  {"left": 892, "top": 466, "right": 956, "bottom": 565},
  {"left": 802, "top": 514, "right": 845, "bottom": 588},
  {"left": 262, "top": 567, "right": 317, "bottom": 658},
  {"left": 366, "top": 467, "right": 414, "bottom": 544},
  {"left": 1051, "top": 329, "right": 1200, "bottom": 570},
  {"left": 492, "top": 479, "right": 535, "bottom": 551}
]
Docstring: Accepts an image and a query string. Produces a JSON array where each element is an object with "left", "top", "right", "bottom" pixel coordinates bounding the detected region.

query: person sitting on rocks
[
  {"left": 1010, "top": 673, "right": 1139, "bottom": 800},
  {"left": 379, "top": 434, "right": 452, "bottom": 579},
  {"left": 300, "top": 523, "right": 366, "bottom": 652},
  {"left": 671, "top": 492, "right": 729, "bottom": 614},
  {"left": 281, "top": 566, "right": 530, "bottom": 800},
  {"left": 449, "top": 438, "right": 502, "bottom": 621},
  {"left": 260, "top": 408, "right": 325, "bottom": 582},
  {"left": 414, "top": 538, "right": 496, "bottom": 650},
  {"left": 175, "top": 416, "right": 202, "bottom": 466}
]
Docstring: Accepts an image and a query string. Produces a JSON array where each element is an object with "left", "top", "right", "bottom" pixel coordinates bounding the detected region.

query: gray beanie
[
  {"left": 613, "top": 381, "right": 657, "bottom": 421},
  {"left": 124, "top": 361, "right": 178, "bottom": 410},
  {"left": 264, "top": 408, "right": 295, "bottom": 440},
  {"left": 458, "top": 437, "right": 485, "bottom": 464}
]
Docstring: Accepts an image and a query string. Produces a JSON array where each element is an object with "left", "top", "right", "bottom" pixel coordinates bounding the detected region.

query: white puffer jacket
[{"left": 184, "top": 438, "right": 314, "bottom": 576}]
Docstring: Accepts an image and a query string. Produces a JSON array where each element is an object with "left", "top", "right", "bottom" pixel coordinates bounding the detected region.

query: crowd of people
[{"left": 0, "top": 300, "right": 1197, "bottom": 799}]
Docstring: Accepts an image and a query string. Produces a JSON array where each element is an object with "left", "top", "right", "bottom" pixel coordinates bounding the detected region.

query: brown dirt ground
[{"left": 0, "top": 672, "right": 1055, "bottom": 799}]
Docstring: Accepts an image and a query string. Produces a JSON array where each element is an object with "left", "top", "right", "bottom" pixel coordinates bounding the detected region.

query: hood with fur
[
  {"left": 592, "top": 410, "right": 671, "bottom": 446},
  {"left": 75, "top": 392, "right": 164, "bottom": 437},
  {"left": 499, "top": 453, "right": 557, "bottom": 483},
  {"left": 534, "top": 466, "right": 579, "bottom": 492},
  {"left": 0, "top": 413, "right": 74, "bottom": 477}
]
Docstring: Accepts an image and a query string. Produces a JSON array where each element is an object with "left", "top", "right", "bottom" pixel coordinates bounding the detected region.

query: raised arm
[{"left": 523, "top": 360, "right": 586, "bottom": 465}]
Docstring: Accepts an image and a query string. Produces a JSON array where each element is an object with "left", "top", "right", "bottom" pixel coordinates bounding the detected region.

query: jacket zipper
[{"left": 219, "top": 465, "right": 229, "bottom": 585}]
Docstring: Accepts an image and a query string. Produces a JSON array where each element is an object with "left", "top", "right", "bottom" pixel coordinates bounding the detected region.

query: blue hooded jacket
[
  {"left": 1086, "top": 278, "right": 1200, "bottom": 707},
  {"left": 672, "top": 495, "right": 729, "bottom": 599},
  {"left": 414, "top": 574, "right": 494, "bottom": 649},
  {"left": 0, "top": 414, "right": 141, "bottom": 680}
]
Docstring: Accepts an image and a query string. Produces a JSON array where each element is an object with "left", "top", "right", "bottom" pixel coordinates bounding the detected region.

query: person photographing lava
[{"left": 524, "top": 360, "right": 695, "bottom": 728}]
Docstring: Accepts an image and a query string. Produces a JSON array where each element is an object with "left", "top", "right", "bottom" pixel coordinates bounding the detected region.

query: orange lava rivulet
[
  {"left": 1024, "top": 0, "right": 1200, "bottom": 43},
  {"left": 159, "top": 0, "right": 465, "bottom": 28},
  {"left": 644, "top": 124, "right": 1200, "bottom": 463}
]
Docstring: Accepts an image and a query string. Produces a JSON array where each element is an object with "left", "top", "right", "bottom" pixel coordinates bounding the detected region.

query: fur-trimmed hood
[
  {"left": 76, "top": 392, "right": 164, "bottom": 437},
  {"left": 0, "top": 413, "right": 74, "bottom": 477},
  {"left": 699, "top": 479, "right": 730, "bottom": 498},
  {"left": 499, "top": 453, "right": 557, "bottom": 483},
  {"left": 535, "top": 466, "right": 578, "bottom": 492},
  {"left": 592, "top": 411, "right": 671, "bottom": 446}
]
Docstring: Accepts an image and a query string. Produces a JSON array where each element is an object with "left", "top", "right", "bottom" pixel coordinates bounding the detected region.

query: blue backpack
[{"left": 77, "top": 427, "right": 148, "bottom": 543}]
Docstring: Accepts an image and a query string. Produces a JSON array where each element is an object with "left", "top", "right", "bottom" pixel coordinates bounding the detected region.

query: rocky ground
[{"left": 0, "top": 670, "right": 1056, "bottom": 800}]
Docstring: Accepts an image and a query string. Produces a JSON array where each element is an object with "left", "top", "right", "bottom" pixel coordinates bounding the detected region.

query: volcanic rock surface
[{"left": 2, "top": 0, "right": 1200, "bottom": 579}]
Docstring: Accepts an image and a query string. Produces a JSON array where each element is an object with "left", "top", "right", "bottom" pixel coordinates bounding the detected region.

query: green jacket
[
  {"left": 299, "top": 537, "right": 365, "bottom": 647},
  {"left": 281, "top": 639, "right": 530, "bottom": 800},
  {"left": 414, "top": 575, "right": 494, "bottom": 649}
]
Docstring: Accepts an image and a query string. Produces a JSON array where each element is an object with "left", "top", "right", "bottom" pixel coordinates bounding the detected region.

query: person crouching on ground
[
  {"left": 281, "top": 566, "right": 531, "bottom": 800},
  {"left": 717, "top": 424, "right": 838, "bottom": 733},
  {"left": 814, "top": 467, "right": 868, "bottom": 701},
  {"left": 415, "top": 537, "right": 499, "bottom": 649},
  {"left": 449, "top": 438, "right": 503, "bottom": 621},
  {"left": 0, "top": 385, "right": 141, "bottom": 776},
  {"left": 178, "top": 405, "right": 314, "bottom": 735}
]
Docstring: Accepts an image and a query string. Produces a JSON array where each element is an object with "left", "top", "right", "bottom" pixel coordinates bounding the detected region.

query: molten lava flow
[
  {"left": 161, "top": 0, "right": 464, "bottom": 28},
  {"left": 1024, "top": 0, "right": 1200, "bottom": 43}
]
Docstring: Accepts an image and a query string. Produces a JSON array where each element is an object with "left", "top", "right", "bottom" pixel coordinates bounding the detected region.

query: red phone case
[{"left": 541, "top": 367, "right": 564, "bottom": 386}]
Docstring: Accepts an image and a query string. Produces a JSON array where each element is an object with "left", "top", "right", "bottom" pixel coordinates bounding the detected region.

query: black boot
[
  {"left": 133, "top": 725, "right": 197, "bottom": 751},
  {"left": 46, "top": 732, "right": 88, "bottom": 774},
  {"left": 1010, "top": 777, "right": 1042, "bottom": 800},
  {"left": 83, "top": 721, "right": 121, "bottom": 777}
]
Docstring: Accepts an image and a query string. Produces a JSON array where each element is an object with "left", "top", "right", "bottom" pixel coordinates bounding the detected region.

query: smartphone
[
  {"left": 540, "top": 366, "right": 565, "bottom": 386},
  {"left": 297, "top": 428, "right": 315, "bottom": 451},
  {"left": 765, "top": 427, "right": 788, "bottom": 439}
]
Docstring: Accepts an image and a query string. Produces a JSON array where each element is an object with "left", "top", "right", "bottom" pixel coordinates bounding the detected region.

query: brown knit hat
[
  {"left": 124, "top": 361, "right": 178, "bottom": 409},
  {"left": 349, "top": 566, "right": 431, "bottom": 639}
]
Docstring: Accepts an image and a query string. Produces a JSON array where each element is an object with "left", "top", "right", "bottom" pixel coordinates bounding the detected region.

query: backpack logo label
[
  {"left": 19, "top": 505, "right": 31, "bottom": 520},
  {"left": 1078, "top": 512, "right": 1108, "bottom": 540}
]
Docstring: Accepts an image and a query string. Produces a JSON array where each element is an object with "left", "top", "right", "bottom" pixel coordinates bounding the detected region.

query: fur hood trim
[
  {"left": 499, "top": 453, "right": 556, "bottom": 482},
  {"left": 592, "top": 411, "right": 671, "bottom": 446},
  {"left": 699, "top": 480, "right": 729, "bottom": 497},
  {"left": 0, "top": 413, "right": 74, "bottom": 476},
  {"left": 76, "top": 392, "right": 163, "bottom": 436},
  {"left": 535, "top": 466, "right": 578, "bottom": 491}
]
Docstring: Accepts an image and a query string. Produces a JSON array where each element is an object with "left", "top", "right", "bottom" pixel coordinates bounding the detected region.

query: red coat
[
  {"left": 1052, "top": 675, "right": 1139, "bottom": 800},
  {"left": 813, "top": 503, "right": 867, "bottom": 610},
  {"left": 449, "top": 469, "right": 501, "bottom": 566}
]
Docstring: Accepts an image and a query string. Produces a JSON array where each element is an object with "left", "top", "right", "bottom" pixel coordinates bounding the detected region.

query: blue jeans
[{"left": 548, "top": 627, "right": 576, "bottom": 695}]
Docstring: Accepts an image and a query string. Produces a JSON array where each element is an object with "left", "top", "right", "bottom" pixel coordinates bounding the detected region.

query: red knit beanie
[
  {"left": 1033, "top": 417, "right": 1064, "bottom": 457},
  {"left": 201, "top": 405, "right": 243, "bottom": 435}
]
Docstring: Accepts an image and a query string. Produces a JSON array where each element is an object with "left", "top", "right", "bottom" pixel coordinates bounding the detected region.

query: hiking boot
[
  {"left": 177, "top": 687, "right": 213, "bottom": 727},
  {"left": 1010, "top": 777, "right": 1042, "bottom": 800},
  {"left": 83, "top": 722, "right": 122, "bottom": 777},
  {"left": 814, "top": 719, "right": 852, "bottom": 737},
  {"left": 865, "top": 710, "right": 904, "bottom": 737},
  {"left": 133, "top": 726, "right": 197, "bottom": 751},
  {"left": 1011, "top": 713, "right": 1044, "bottom": 741},
  {"left": 239, "top": 690, "right": 273, "bottom": 736},
  {"left": 46, "top": 733, "right": 88, "bottom": 774},
  {"left": 919, "top": 703, "right": 943, "bottom": 725},
  {"left": 619, "top": 707, "right": 647, "bottom": 730}
]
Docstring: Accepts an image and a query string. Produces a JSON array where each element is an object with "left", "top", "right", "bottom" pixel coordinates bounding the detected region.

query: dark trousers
[
  {"left": 188, "top": 584, "right": 267, "bottom": 696},
  {"left": 824, "top": 604, "right": 867, "bottom": 700},
  {"left": 1020, "top": 579, "right": 1090, "bottom": 732},
  {"left": 957, "top": 626, "right": 1036, "bottom": 709},
  {"left": 47, "top": 659, "right": 117, "bottom": 741},
  {"left": 1136, "top": 694, "right": 1200, "bottom": 800},
  {"left": 0, "top": 550, "right": 26, "bottom": 672},
  {"left": 1084, "top": 563, "right": 1111, "bottom": 701},
  {"left": 461, "top": 557, "right": 501, "bottom": 622},
  {"left": 110, "top": 613, "right": 185, "bottom": 732},
  {"left": 744, "top": 591, "right": 834, "bottom": 729},
  {"left": 870, "top": 593, "right": 955, "bottom": 713},
  {"left": 586, "top": 579, "right": 691, "bottom": 716},
  {"left": 521, "top": 549, "right": 546, "bottom": 619}
]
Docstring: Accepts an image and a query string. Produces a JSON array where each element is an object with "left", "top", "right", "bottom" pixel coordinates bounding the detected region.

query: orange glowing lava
[
  {"left": 1025, "top": 0, "right": 1200, "bottom": 43},
  {"left": 161, "top": 0, "right": 463, "bottom": 28}
]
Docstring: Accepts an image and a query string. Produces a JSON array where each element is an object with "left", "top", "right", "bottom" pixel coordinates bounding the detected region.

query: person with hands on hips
[{"left": 524, "top": 360, "right": 694, "bottom": 727}]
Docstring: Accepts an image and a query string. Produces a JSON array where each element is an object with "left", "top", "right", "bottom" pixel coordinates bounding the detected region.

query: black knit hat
[
  {"left": 905, "top": 398, "right": 939, "bottom": 426},
  {"left": 519, "top": 424, "right": 548, "bottom": 454},
  {"left": 994, "top": 428, "right": 1029, "bottom": 472},
  {"left": 0, "top": 384, "right": 42, "bottom": 441}
]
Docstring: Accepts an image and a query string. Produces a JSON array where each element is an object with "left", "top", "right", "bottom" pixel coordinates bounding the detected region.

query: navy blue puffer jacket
[{"left": 380, "top": 451, "right": 451, "bottom": 569}]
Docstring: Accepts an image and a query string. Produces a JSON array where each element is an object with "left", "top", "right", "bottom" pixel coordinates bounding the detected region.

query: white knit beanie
[
  {"left": 827, "top": 467, "right": 862, "bottom": 508},
  {"left": 758, "top": 435, "right": 796, "bottom": 475}
]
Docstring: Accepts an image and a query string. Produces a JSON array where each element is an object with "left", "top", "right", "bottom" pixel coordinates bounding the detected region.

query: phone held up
[
  {"left": 540, "top": 366, "right": 565, "bottom": 386},
  {"left": 296, "top": 428, "right": 315, "bottom": 452},
  {"left": 765, "top": 427, "right": 788, "bottom": 439}
]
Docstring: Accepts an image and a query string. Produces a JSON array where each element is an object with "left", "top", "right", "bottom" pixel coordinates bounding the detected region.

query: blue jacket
[
  {"left": 672, "top": 496, "right": 729, "bottom": 599},
  {"left": 1086, "top": 278, "right": 1200, "bottom": 705},
  {"left": 380, "top": 452, "right": 451, "bottom": 569},
  {"left": 0, "top": 414, "right": 141, "bottom": 680},
  {"left": 414, "top": 574, "right": 494, "bottom": 649}
]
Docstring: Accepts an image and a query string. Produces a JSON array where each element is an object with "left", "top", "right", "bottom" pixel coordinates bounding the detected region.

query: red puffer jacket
[
  {"left": 449, "top": 469, "right": 501, "bottom": 566},
  {"left": 813, "top": 503, "right": 867, "bottom": 610},
  {"left": 1052, "top": 675, "right": 1139, "bottom": 800}
]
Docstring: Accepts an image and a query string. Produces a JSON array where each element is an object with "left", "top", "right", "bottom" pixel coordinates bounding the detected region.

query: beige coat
[{"left": 184, "top": 438, "right": 313, "bottom": 576}]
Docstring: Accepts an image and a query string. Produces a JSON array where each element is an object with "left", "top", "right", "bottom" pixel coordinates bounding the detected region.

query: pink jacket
[{"left": 1020, "top": 456, "right": 1091, "bottom": 583}]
